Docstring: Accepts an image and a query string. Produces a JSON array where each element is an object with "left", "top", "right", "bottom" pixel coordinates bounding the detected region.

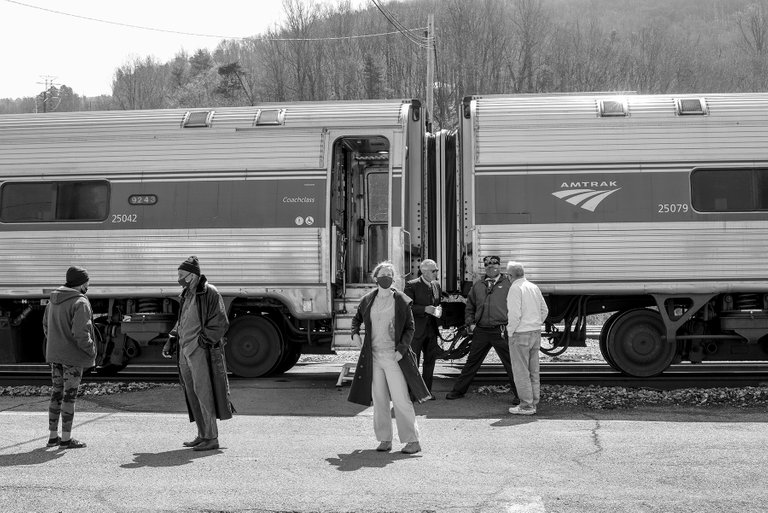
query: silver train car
[
  {"left": 449, "top": 93, "right": 768, "bottom": 376},
  {"left": 0, "top": 100, "right": 427, "bottom": 377}
]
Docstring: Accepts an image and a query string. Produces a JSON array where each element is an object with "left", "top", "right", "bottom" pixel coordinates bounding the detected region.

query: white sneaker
[{"left": 508, "top": 405, "right": 536, "bottom": 415}]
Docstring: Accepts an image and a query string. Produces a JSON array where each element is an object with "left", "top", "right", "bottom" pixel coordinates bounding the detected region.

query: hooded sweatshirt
[{"left": 43, "top": 286, "right": 96, "bottom": 368}]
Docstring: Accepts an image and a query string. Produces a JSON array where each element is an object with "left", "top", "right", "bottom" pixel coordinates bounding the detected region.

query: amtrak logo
[{"left": 552, "top": 181, "right": 621, "bottom": 212}]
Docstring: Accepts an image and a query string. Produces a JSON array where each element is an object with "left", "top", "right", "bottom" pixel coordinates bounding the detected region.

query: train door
[
  {"left": 329, "top": 135, "right": 391, "bottom": 289},
  {"left": 329, "top": 135, "right": 393, "bottom": 350}
]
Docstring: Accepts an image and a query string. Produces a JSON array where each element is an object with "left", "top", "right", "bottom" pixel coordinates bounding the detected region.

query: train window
[
  {"left": 691, "top": 168, "right": 766, "bottom": 211},
  {"left": 366, "top": 171, "right": 389, "bottom": 222},
  {"left": 255, "top": 109, "right": 286, "bottom": 126},
  {"left": 0, "top": 181, "right": 109, "bottom": 222},
  {"left": 598, "top": 98, "right": 628, "bottom": 117},
  {"left": 182, "top": 110, "right": 214, "bottom": 128},
  {"left": 676, "top": 98, "right": 708, "bottom": 115}
]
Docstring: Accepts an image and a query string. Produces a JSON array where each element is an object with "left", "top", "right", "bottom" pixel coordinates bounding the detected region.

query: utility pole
[
  {"left": 425, "top": 14, "right": 434, "bottom": 128},
  {"left": 36, "top": 75, "right": 60, "bottom": 113}
]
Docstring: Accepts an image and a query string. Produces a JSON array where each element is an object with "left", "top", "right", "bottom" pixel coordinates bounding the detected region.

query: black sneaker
[
  {"left": 59, "top": 438, "right": 86, "bottom": 449},
  {"left": 46, "top": 436, "right": 60, "bottom": 447},
  {"left": 446, "top": 391, "right": 465, "bottom": 400}
]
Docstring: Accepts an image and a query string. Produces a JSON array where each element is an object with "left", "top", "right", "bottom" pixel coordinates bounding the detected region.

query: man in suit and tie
[{"left": 404, "top": 259, "right": 442, "bottom": 398}]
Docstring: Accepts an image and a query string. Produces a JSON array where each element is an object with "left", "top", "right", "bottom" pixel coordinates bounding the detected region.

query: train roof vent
[
  {"left": 254, "top": 109, "right": 286, "bottom": 126},
  {"left": 598, "top": 98, "right": 628, "bottom": 117},
  {"left": 676, "top": 98, "right": 708, "bottom": 115},
  {"left": 182, "top": 110, "right": 214, "bottom": 128}
]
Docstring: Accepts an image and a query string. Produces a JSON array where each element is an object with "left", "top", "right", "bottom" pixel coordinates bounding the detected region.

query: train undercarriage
[
  {"left": 543, "top": 292, "right": 768, "bottom": 377},
  {"left": 0, "top": 296, "right": 334, "bottom": 378}
]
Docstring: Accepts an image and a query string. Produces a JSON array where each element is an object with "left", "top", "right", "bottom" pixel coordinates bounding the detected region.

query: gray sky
[{"left": 0, "top": 0, "right": 367, "bottom": 99}]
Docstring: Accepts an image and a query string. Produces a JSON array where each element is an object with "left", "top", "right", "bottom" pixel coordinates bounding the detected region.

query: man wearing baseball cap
[{"left": 446, "top": 256, "right": 520, "bottom": 404}]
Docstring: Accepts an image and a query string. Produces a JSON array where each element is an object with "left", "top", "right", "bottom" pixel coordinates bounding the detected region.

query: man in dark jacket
[
  {"left": 404, "top": 259, "right": 442, "bottom": 396},
  {"left": 446, "top": 256, "right": 520, "bottom": 403},
  {"left": 162, "top": 256, "right": 231, "bottom": 452},
  {"left": 43, "top": 266, "right": 95, "bottom": 449}
]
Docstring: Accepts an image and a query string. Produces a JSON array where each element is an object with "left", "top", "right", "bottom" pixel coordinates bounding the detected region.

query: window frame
[
  {"left": 0, "top": 180, "right": 111, "bottom": 223},
  {"left": 690, "top": 167, "right": 768, "bottom": 213}
]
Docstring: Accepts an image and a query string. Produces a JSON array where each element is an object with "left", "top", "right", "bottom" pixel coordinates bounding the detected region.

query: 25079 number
[
  {"left": 658, "top": 203, "right": 689, "bottom": 214},
  {"left": 111, "top": 214, "right": 138, "bottom": 223}
]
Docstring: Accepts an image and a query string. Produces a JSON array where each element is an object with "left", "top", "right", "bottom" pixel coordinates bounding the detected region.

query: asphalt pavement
[{"left": 1, "top": 363, "right": 767, "bottom": 513}]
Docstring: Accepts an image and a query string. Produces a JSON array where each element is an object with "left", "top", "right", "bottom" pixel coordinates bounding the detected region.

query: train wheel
[
  {"left": 272, "top": 342, "right": 302, "bottom": 375},
  {"left": 598, "top": 311, "right": 622, "bottom": 371},
  {"left": 606, "top": 309, "right": 675, "bottom": 377},
  {"left": 225, "top": 315, "right": 284, "bottom": 378}
]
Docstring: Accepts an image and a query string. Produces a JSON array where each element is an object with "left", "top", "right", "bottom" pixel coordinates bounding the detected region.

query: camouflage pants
[{"left": 48, "top": 363, "right": 84, "bottom": 434}]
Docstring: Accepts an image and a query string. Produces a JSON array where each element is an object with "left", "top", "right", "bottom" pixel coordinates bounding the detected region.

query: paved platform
[{"left": 1, "top": 372, "right": 767, "bottom": 512}]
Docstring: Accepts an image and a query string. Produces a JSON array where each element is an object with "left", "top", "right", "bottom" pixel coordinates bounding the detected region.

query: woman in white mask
[{"left": 347, "top": 261, "right": 431, "bottom": 454}]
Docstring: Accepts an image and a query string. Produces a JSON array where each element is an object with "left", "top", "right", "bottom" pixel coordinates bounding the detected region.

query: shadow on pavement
[
  {"left": 121, "top": 447, "right": 222, "bottom": 468},
  {"left": 0, "top": 445, "right": 67, "bottom": 466},
  {"left": 326, "top": 449, "right": 421, "bottom": 471},
  {"left": 490, "top": 416, "right": 538, "bottom": 428}
]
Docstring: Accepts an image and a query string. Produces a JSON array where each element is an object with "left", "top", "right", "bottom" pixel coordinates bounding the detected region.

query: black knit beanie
[
  {"left": 65, "top": 266, "right": 89, "bottom": 288},
  {"left": 178, "top": 256, "right": 201, "bottom": 276}
]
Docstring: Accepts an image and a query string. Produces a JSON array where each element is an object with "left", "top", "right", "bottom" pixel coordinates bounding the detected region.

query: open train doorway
[{"left": 330, "top": 136, "right": 391, "bottom": 293}]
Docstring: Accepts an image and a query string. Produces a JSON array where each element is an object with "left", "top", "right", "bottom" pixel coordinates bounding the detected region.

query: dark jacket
[
  {"left": 404, "top": 277, "right": 441, "bottom": 340},
  {"left": 175, "top": 275, "right": 230, "bottom": 348},
  {"left": 169, "top": 275, "right": 234, "bottom": 421},
  {"left": 465, "top": 273, "right": 512, "bottom": 327},
  {"left": 347, "top": 288, "right": 431, "bottom": 406},
  {"left": 43, "top": 286, "right": 96, "bottom": 368}
]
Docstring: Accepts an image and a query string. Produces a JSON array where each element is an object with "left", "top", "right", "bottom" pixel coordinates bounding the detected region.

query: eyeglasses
[{"left": 425, "top": 268, "right": 439, "bottom": 273}]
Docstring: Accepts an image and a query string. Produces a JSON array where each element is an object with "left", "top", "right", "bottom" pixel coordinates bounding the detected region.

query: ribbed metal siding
[
  {"left": 472, "top": 94, "right": 768, "bottom": 167},
  {"left": 0, "top": 228, "right": 324, "bottom": 291},
  {"left": 0, "top": 101, "right": 409, "bottom": 133},
  {"left": 477, "top": 221, "right": 768, "bottom": 292},
  {"left": 0, "top": 100, "right": 411, "bottom": 176}
]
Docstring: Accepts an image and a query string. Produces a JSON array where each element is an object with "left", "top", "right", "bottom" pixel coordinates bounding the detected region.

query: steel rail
[{"left": 2, "top": 361, "right": 768, "bottom": 389}]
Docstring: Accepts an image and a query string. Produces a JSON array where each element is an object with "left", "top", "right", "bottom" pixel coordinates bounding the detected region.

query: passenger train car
[
  {"left": 0, "top": 100, "right": 426, "bottom": 377},
  {"left": 452, "top": 93, "right": 768, "bottom": 376},
  {"left": 2, "top": 93, "right": 768, "bottom": 378}
]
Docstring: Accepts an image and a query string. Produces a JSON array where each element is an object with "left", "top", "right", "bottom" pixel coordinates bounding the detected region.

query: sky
[{"left": 0, "top": 0, "right": 367, "bottom": 99}]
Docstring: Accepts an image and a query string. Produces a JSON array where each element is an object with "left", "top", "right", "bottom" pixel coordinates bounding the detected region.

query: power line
[
  {"left": 4, "top": 0, "right": 426, "bottom": 42},
  {"left": 261, "top": 29, "right": 426, "bottom": 42},
  {"left": 371, "top": 0, "right": 430, "bottom": 48}
]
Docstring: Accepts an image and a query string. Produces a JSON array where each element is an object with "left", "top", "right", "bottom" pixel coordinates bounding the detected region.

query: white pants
[
  {"left": 371, "top": 350, "right": 419, "bottom": 443},
  {"left": 509, "top": 330, "right": 541, "bottom": 410}
]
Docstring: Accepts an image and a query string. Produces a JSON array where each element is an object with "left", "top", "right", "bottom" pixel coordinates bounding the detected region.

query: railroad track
[
  {"left": 2, "top": 361, "right": 768, "bottom": 389},
  {"left": 472, "top": 361, "right": 768, "bottom": 389}
]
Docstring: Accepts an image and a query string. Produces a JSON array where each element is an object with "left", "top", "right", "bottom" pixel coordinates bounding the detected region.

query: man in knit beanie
[
  {"left": 163, "top": 256, "right": 233, "bottom": 451},
  {"left": 43, "top": 266, "right": 95, "bottom": 449}
]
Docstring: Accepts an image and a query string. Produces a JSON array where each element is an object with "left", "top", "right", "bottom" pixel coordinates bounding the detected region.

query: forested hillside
[{"left": 3, "top": 0, "right": 768, "bottom": 128}]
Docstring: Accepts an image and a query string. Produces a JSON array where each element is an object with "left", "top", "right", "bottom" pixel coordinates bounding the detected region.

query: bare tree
[
  {"left": 508, "top": 0, "right": 551, "bottom": 93},
  {"left": 736, "top": 1, "right": 768, "bottom": 89},
  {"left": 112, "top": 57, "right": 169, "bottom": 110}
]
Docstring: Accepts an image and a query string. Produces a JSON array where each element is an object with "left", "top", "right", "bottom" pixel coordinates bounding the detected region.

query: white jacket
[{"left": 506, "top": 277, "right": 548, "bottom": 333}]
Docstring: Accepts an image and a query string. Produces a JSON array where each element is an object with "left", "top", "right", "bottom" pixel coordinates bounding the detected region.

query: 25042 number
[
  {"left": 658, "top": 203, "right": 689, "bottom": 214},
  {"left": 111, "top": 214, "right": 138, "bottom": 223}
]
